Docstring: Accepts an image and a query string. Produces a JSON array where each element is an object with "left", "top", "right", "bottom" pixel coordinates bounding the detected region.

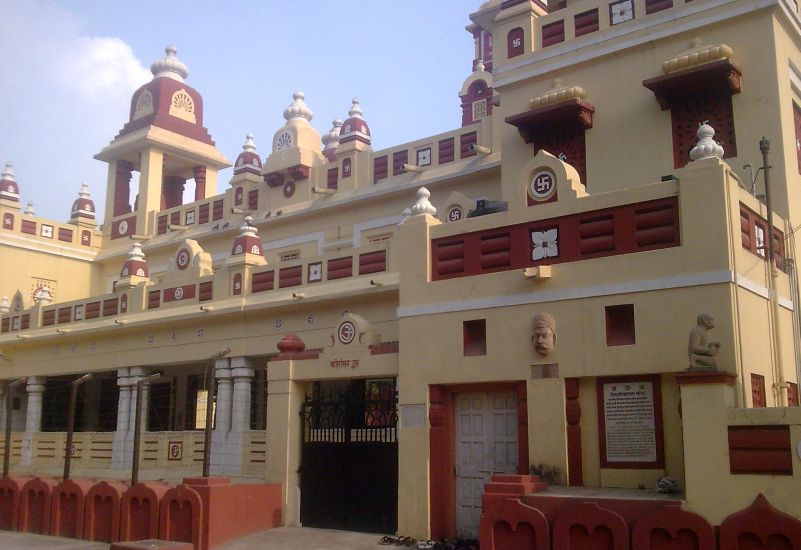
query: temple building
[{"left": 1, "top": 0, "right": 801, "bottom": 547}]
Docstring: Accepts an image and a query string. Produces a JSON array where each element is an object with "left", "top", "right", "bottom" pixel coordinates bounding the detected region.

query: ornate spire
[
  {"left": 322, "top": 118, "right": 343, "bottom": 151},
  {"left": 24, "top": 201, "right": 35, "bottom": 216},
  {"left": 410, "top": 187, "right": 437, "bottom": 217},
  {"left": 0, "top": 161, "right": 19, "bottom": 203},
  {"left": 340, "top": 98, "right": 371, "bottom": 145},
  {"left": 690, "top": 121, "right": 724, "bottom": 161},
  {"left": 70, "top": 181, "right": 96, "bottom": 221},
  {"left": 150, "top": 45, "right": 189, "bottom": 82},
  {"left": 283, "top": 91, "right": 313, "bottom": 122},
  {"left": 234, "top": 133, "right": 262, "bottom": 175},
  {"left": 231, "top": 215, "right": 263, "bottom": 256},
  {"left": 120, "top": 242, "right": 149, "bottom": 278}
]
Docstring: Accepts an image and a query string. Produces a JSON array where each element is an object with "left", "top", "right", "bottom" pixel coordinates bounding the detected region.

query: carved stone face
[{"left": 532, "top": 323, "right": 555, "bottom": 356}]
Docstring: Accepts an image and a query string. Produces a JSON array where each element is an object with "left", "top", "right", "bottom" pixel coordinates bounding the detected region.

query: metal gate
[{"left": 299, "top": 383, "right": 398, "bottom": 533}]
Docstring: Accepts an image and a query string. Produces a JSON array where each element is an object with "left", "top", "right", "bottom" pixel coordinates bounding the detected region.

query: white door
[{"left": 455, "top": 392, "right": 518, "bottom": 539}]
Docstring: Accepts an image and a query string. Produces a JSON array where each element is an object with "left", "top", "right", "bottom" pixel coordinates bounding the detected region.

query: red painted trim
[
  {"left": 428, "top": 381, "right": 529, "bottom": 541},
  {"left": 432, "top": 197, "right": 679, "bottom": 281},
  {"left": 676, "top": 371, "right": 737, "bottom": 386},
  {"left": 596, "top": 374, "right": 665, "bottom": 469}
]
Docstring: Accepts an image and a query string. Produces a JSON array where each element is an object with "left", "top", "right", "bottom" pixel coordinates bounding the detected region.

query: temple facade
[{"left": 1, "top": 0, "right": 800, "bottom": 545}]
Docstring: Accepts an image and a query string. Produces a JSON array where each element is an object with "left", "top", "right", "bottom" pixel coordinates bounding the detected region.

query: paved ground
[
  {"left": 0, "top": 527, "right": 401, "bottom": 549},
  {"left": 0, "top": 531, "right": 106, "bottom": 549},
  {"left": 218, "top": 527, "right": 394, "bottom": 549}
]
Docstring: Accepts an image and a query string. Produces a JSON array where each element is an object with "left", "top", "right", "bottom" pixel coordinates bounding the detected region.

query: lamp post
[{"left": 63, "top": 373, "right": 92, "bottom": 481}]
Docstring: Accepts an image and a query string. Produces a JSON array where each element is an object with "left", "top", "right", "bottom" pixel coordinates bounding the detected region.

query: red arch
[
  {"left": 480, "top": 498, "right": 550, "bottom": 550},
  {"left": 719, "top": 494, "right": 801, "bottom": 550},
  {"left": 552, "top": 501, "right": 629, "bottom": 550},
  {"left": 632, "top": 503, "right": 716, "bottom": 550}
]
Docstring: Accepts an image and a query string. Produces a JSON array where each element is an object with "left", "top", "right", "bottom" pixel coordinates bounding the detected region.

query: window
[
  {"left": 605, "top": 304, "right": 636, "bottom": 346},
  {"left": 280, "top": 250, "right": 300, "bottom": 263},
  {"left": 788, "top": 382, "right": 799, "bottom": 407},
  {"left": 463, "top": 319, "right": 487, "bottom": 356},
  {"left": 751, "top": 373, "right": 766, "bottom": 407}
]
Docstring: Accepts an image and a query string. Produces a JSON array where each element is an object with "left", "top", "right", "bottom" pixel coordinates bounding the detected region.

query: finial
[
  {"left": 0, "top": 296, "right": 9, "bottom": 315},
  {"left": 322, "top": 118, "right": 343, "bottom": 150},
  {"left": 128, "top": 242, "right": 146, "bottom": 261},
  {"left": 150, "top": 45, "right": 189, "bottom": 81},
  {"left": 35, "top": 287, "right": 53, "bottom": 305},
  {"left": 2, "top": 162, "right": 15, "bottom": 181},
  {"left": 78, "top": 181, "right": 91, "bottom": 198},
  {"left": 240, "top": 215, "right": 258, "bottom": 237},
  {"left": 243, "top": 133, "right": 257, "bottom": 152},
  {"left": 24, "top": 201, "right": 35, "bottom": 216},
  {"left": 552, "top": 77, "right": 563, "bottom": 89},
  {"left": 476, "top": 60, "right": 486, "bottom": 72},
  {"left": 410, "top": 187, "right": 437, "bottom": 217},
  {"left": 283, "top": 91, "right": 313, "bottom": 121},
  {"left": 348, "top": 98, "right": 364, "bottom": 118},
  {"left": 689, "top": 120, "right": 724, "bottom": 160},
  {"left": 691, "top": 37, "right": 703, "bottom": 48}
]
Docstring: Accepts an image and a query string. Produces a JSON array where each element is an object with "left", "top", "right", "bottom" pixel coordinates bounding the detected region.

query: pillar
[
  {"left": 265, "top": 359, "right": 304, "bottom": 527},
  {"left": 113, "top": 160, "right": 133, "bottom": 217},
  {"left": 222, "top": 357, "right": 255, "bottom": 473},
  {"left": 112, "top": 368, "right": 132, "bottom": 468},
  {"left": 677, "top": 370, "right": 736, "bottom": 525},
  {"left": 210, "top": 358, "right": 232, "bottom": 472},
  {"left": 193, "top": 166, "right": 206, "bottom": 202},
  {"left": 161, "top": 176, "right": 185, "bottom": 210},
  {"left": 21, "top": 376, "right": 45, "bottom": 464}
]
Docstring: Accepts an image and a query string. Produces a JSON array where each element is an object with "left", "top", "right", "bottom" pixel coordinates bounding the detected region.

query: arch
[
  {"left": 18, "top": 477, "right": 57, "bottom": 534},
  {"left": 121, "top": 482, "right": 170, "bottom": 542},
  {"left": 631, "top": 503, "right": 716, "bottom": 550},
  {"left": 159, "top": 484, "right": 204, "bottom": 549},
  {"left": 480, "top": 499, "right": 550, "bottom": 550},
  {"left": 552, "top": 501, "right": 629, "bottom": 550},
  {"left": 719, "top": 494, "right": 801, "bottom": 549}
]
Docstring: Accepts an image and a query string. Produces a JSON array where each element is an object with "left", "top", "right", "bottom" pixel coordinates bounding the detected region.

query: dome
[
  {"left": 150, "top": 45, "right": 189, "bottom": 81},
  {"left": 234, "top": 133, "right": 263, "bottom": 175},
  {"left": 70, "top": 181, "right": 96, "bottom": 221},
  {"left": 283, "top": 91, "right": 313, "bottom": 122},
  {"left": 231, "top": 216, "right": 263, "bottom": 256},
  {"left": 339, "top": 98, "right": 371, "bottom": 145},
  {"left": 0, "top": 162, "right": 20, "bottom": 203}
]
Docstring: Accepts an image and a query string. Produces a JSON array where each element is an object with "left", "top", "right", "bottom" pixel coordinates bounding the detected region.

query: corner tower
[{"left": 94, "top": 46, "right": 230, "bottom": 242}]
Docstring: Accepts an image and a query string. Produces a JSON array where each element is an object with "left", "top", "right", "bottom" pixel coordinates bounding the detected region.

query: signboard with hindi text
[{"left": 597, "top": 375, "right": 665, "bottom": 469}]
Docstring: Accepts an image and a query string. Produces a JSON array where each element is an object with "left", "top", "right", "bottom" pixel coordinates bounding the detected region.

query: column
[
  {"left": 114, "top": 160, "right": 133, "bottom": 216},
  {"left": 265, "top": 359, "right": 304, "bottom": 527},
  {"left": 193, "top": 165, "right": 207, "bottom": 201},
  {"left": 21, "top": 376, "right": 45, "bottom": 464},
  {"left": 211, "top": 358, "right": 232, "bottom": 472},
  {"left": 223, "top": 357, "right": 254, "bottom": 473},
  {"left": 112, "top": 368, "right": 132, "bottom": 468}
]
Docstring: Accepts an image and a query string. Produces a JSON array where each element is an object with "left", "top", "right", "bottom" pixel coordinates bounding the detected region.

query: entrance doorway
[
  {"left": 455, "top": 392, "right": 518, "bottom": 538},
  {"left": 299, "top": 379, "right": 398, "bottom": 533}
]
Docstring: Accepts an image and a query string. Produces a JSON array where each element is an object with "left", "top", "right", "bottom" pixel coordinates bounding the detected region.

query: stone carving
[
  {"left": 689, "top": 121, "right": 724, "bottom": 161},
  {"left": 688, "top": 313, "right": 720, "bottom": 369},
  {"left": 532, "top": 313, "right": 557, "bottom": 356}
]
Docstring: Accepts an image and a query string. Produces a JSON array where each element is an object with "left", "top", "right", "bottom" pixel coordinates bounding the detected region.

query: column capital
[
  {"left": 26, "top": 376, "right": 45, "bottom": 393},
  {"left": 231, "top": 367, "right": 255, "bottom": 380}
]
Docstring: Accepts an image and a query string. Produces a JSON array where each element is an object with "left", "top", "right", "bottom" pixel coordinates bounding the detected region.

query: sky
[{"left": 0, "top": 0, "right": 481, "bottom": 223}]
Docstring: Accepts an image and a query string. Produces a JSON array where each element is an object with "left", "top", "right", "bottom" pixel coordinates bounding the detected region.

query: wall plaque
[{"left": 597, "top": 375, "right": 664, "bottom": 469}]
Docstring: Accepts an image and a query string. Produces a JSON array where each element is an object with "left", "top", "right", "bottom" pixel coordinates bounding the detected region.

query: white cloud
[
  {"left": 0, "top": 0, "right": 150, "bottom": 222},
  {"left": 55, "top": 36, "right": 151, "bottom": 99}
]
